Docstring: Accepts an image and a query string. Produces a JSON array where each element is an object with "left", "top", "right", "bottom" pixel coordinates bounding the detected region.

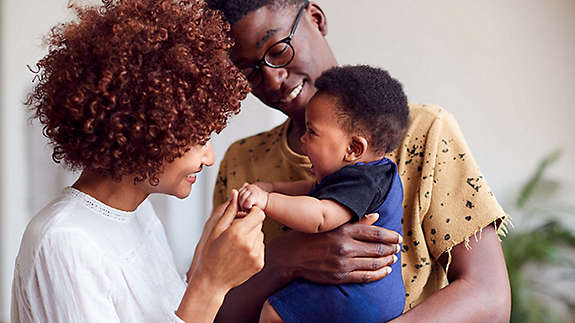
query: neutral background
[{"left": 1, "top": 0, "right": 574, "bottom": 321}]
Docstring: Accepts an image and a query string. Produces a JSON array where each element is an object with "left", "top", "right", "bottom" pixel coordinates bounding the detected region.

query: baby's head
[{"left": 301, "top": 65, "right": 409, "bottom": 181}]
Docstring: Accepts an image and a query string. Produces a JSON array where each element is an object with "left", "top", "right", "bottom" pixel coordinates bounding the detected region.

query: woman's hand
[
  {"left": 267, "top": 213, "right": 402, "bottom": 284},
  {"left": 178, "top": 190, "right": 265, "bottom": 322},
  {"left": 190, "top": 189, "right": 265, "bottom": 291}
]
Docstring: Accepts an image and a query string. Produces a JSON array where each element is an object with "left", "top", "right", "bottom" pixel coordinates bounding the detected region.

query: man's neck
[{"left": 286, "top": 117, "right": 307, "bottom": 155}]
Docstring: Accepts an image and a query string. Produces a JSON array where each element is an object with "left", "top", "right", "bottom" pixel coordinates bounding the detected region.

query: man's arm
[
  {"left": 390, "top": 224, "right": 511, "bottom": 323},
  {"left": 214, "top": 213, "right": 401, "bottom": 323}
]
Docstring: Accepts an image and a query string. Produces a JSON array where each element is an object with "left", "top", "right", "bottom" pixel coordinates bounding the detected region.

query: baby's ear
[{"left": 344, "top": 136, "right": 368, "bottom": 162}]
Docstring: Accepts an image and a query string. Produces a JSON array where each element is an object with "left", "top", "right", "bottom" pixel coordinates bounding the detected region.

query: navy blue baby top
[{"left": 268, "top": 158, "right": 405, "bottom": 323}]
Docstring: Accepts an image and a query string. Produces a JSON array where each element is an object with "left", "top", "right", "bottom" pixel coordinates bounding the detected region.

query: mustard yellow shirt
[{"left": 213, "top": 104, "right": 508, "bottom": 311}]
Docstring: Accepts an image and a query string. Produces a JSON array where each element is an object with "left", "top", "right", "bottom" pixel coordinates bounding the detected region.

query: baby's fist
[{"left": 238, "top": 183, "right": 269, "bottom": 211}]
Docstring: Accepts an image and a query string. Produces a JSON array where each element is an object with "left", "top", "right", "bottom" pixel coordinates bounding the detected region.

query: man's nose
[{"left": 260, "top": 66, "right": 288, "bottom": 92}]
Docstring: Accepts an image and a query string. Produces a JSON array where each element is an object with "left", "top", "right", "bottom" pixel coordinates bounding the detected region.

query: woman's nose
[{"left": 203, "top": 141, "right": 216, "bottom": 167}]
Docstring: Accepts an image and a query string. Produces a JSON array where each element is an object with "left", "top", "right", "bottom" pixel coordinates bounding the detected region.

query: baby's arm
[
  {"left": 244, "top": 180, "right": 314, "bottom": 196},
  {"left": 237, "top": 180, "right": 313, "bottom": 210},
  {"left": 238, "top": 183, "right": 353, "bottom": 233}
]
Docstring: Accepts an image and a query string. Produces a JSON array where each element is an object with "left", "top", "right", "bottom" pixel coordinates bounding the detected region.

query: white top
[{"left": 11, "top": 187, "right": 187, "bottom": 323}]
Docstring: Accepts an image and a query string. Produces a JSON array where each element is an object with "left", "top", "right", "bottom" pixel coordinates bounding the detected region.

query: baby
[{"left": 238, "top": 65, "right": 410, "bottom": 323}]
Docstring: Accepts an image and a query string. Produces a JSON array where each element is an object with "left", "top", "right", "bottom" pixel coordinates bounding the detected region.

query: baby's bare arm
[
  {"left": 266, "top": 194, "right": 353, "bottom": 233},
  {"left": 268, "top": 180, "right": 314, "bottom": 196}
]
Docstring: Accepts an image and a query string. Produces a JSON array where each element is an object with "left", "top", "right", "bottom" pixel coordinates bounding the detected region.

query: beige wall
[{"left": 1, "top": 0, "right": 574, "bottom": 321}]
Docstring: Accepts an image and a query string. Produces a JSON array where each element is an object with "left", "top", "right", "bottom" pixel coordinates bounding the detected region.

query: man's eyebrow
[{"left": 256, "top": 29, "right": 279, "bottom": 49}]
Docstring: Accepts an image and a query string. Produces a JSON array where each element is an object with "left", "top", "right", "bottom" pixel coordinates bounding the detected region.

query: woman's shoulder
[{"left": 15, "top": 189, "right": 104, "bottom": 271}]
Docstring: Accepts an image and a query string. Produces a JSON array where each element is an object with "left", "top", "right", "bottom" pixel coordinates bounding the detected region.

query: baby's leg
[{"left": 259, "top": 299, "right": 284, "bottom": 323}]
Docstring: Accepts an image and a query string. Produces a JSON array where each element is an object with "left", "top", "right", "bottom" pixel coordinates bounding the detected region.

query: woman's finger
[
  {"left": 235, "top": 206, "right": 266, "bottom": 232},
  {"left": 212, "top": 189, "right": 239, "bottom": 238}
]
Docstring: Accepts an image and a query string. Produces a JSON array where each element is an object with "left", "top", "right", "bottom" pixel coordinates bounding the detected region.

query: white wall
[{"left": 1, "top": 0, "right": 574, "bottom": 321}]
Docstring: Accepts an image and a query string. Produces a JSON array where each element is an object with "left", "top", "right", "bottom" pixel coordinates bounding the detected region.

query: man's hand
[{"left": 267, "top": 213, "right": 402, "bottom": 284}]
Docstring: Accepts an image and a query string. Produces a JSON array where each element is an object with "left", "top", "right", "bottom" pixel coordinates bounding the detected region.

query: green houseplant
[{"left": 503, "top": 150, "right": 575, "bottom": 322}]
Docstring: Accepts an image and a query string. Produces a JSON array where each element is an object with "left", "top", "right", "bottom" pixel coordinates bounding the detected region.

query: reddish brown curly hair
[{"left": 27, "top": 0, "right": 249, "bottom": 185}]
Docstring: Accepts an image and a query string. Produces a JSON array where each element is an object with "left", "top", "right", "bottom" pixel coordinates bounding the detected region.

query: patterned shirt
[{"left": 213, "top": 104, "right": 509, "bottom": 311}]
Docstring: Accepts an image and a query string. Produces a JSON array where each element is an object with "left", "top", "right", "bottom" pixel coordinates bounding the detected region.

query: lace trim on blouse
[{"left": 64, "top": 187, "right": 136, "bottom": 222}]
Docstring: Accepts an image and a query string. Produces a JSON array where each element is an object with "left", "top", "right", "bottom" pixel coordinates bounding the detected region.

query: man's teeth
[{"left": 282, "top": 83, "right": 303, "bottom": 103}]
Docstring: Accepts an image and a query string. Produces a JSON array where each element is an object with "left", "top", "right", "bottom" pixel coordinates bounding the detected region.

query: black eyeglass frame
[{"left": 245, "top": 1, "right": 310, "bottom": 87}]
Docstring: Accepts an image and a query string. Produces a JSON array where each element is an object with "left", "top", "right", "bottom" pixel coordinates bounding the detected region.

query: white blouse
[{"left": 11, "top": 187, "right": 187, "bottom": 323}]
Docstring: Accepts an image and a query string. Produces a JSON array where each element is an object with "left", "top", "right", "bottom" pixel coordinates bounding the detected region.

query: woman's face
[{"left": 147, "top": 141, "right": 216, "bottom": 199}]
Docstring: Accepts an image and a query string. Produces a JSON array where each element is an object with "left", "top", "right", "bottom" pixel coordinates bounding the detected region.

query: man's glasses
[{"left": 240, "top": 1, "right": 309, "bottom": 88}]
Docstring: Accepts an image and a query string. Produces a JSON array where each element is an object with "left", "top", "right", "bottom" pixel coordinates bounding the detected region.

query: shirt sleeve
[
  {"left": 311, "top": 165, "right": 393, "bottom": 221},
  {"left": 11, "top": 230, "right": 120, "bottom": 323},
  {"left": 421, "top": 111, "right": 508, "bottom": 259}
]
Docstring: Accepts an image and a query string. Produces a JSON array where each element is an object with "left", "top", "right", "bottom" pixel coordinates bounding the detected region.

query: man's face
[{"left": 230, "top": 3, "right": 337, "bottom": 120}]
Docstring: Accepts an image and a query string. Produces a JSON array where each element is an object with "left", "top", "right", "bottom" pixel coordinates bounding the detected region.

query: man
[{"left": 207, "top": 0, "right": 511, "bottom": 322}]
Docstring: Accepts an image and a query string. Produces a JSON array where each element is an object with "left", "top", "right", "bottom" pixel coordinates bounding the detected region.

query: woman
[{"left": 11, "top": 0, "right": 264, "bottom": 322}]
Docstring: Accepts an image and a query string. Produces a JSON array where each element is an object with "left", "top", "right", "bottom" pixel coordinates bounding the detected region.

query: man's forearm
[
  {"left": 390, "top": 225, "right": 511, "bottom": 323},
  {"left": 390, "top": 277, "right": 508, "bottom": 323}
]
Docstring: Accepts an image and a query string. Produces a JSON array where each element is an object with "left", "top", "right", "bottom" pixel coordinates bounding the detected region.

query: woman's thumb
[{"left": 212, "top": 189, "right": 239, "bottom": 237}]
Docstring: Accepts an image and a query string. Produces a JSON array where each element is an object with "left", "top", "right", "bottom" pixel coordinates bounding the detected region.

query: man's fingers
[
  {"left": 346, "top": 224, "right": 402, "bottom": 244},
  {"left": 345, "top": 239, "right": 400, "bottom": 258},
  {"left": 344, "top": 266, "right": 393, "bottom": 283},
  {"left": 212, "top": 189, "right": 239, "bottom": 237},
  {"left": 358, "top": 213, "right": 379, "bottom": 225},
  {"left": 343, "top": 255, "right": 398, "bottom": 272}
]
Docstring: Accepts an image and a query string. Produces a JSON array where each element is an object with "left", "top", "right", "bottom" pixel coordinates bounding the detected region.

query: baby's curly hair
[
  {"left": 27, "top": 0, "right": 249, "bottom": 185},
  {"left": 315, "top": 65, "right": 409, "bottom": 155}
]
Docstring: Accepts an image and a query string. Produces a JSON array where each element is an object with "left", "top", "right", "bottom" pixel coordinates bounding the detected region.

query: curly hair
[
  {"left": 315, "top": 65, "right": 409, "bottom": 155},
  {"left": 206, "top": 0, "right": 306, "bottom": 25},
  {"left": 26, "top": 0, "right": 250, "bottom": 185}
]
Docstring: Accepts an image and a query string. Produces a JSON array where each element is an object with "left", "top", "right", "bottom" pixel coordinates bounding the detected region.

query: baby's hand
[
  {"left": 253, "top": 181, "right": 274, "bottom": 193},
  {"left": 238, "top": 183, "right": 270, "bottom": 211}
]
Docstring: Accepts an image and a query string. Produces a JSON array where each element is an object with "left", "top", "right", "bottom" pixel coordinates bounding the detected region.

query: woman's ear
[
  {"left": 308, "top": 2, "right": 328, "bottom": 36},
  {"left": 344, "top": 136, "right": 368, "bottom": 162}
]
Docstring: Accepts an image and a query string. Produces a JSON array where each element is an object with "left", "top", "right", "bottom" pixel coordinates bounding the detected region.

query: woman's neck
[{"left": 72, "top": 170, "right": 148, "bottom": 212}]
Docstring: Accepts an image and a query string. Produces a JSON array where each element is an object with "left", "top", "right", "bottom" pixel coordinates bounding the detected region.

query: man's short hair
[
  {"left": 206, "top": 0, "right": 306, "bottom": 25},
  {"left": 315, "top": 65, "right": 410, "bottom": 155}
]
